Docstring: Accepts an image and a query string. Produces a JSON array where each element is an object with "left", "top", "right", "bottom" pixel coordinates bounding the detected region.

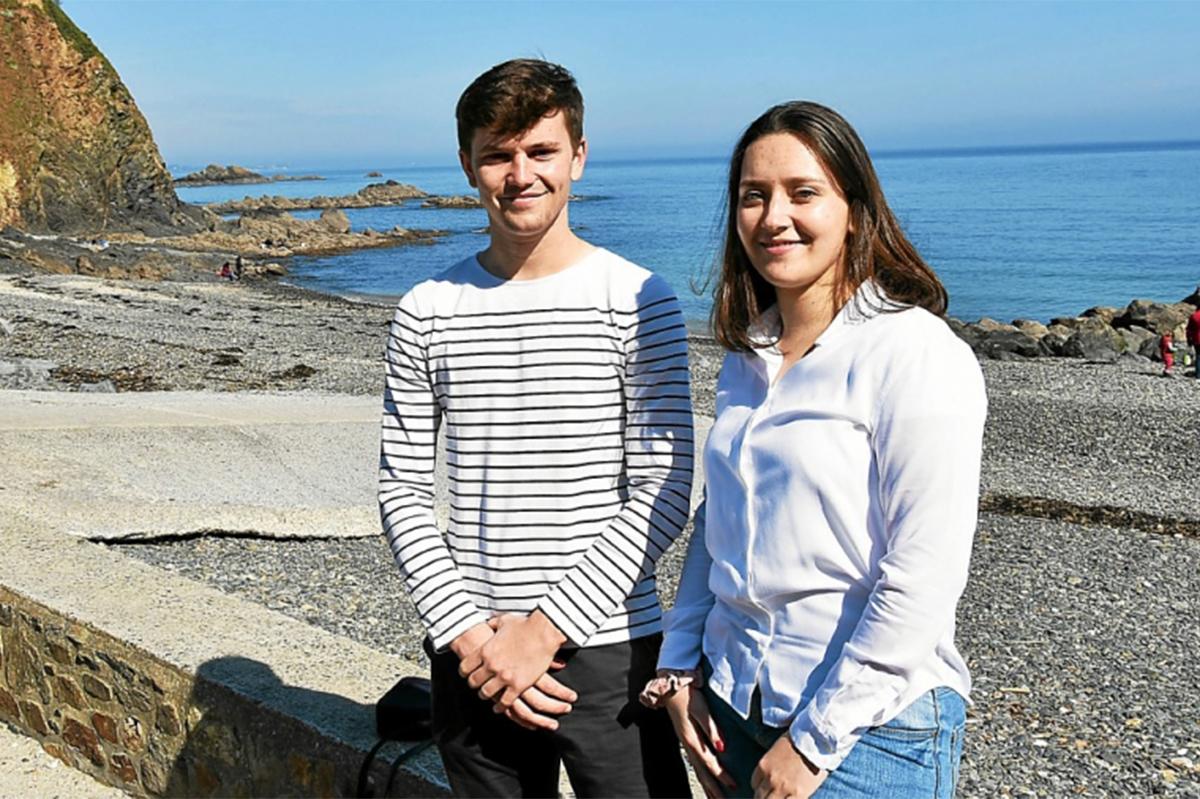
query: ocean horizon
[{"left": 173, "top": 139, "right": 1200, "bottom": 325}]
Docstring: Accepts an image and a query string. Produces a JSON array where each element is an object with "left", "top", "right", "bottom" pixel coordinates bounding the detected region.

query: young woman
[{"left": 642, "top": 102, "right": 987, "bottom": 798}]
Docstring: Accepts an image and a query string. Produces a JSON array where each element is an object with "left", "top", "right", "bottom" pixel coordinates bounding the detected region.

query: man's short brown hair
[{"left": 455, "top": 59, "right": 584, "bottom": 152}]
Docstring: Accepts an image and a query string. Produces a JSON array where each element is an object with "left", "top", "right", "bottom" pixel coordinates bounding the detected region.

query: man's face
[{"left": 459, "top": 111, "right": 586, "bottom": 243}]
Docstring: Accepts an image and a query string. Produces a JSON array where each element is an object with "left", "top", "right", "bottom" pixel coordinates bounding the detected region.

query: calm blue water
[{"left": 173, "top": 142, "right": 1200, "bottom": 324}]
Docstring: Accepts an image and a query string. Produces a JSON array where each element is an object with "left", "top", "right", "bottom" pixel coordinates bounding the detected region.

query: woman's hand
[
  {"left": 663, "top": 686, "right": 737, "bottom": 799},
  {"left": 750, "top": 734, "right": 826, "bottom": 799}
]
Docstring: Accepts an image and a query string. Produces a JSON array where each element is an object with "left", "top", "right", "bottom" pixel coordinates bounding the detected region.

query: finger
[
  {"left": 502, "top": 697, "right": 560, "bottom": 731},
  {"left": 750, "top": 764, "right": 763, "bottom": 794},
  {"left": 549, "top": 657, "right": 567, "bottom": 670},
  {"left": 681, "top": 748, "right": 726, "bottom": 799},
  {"left": 534, "top": 673, "right": 578, "bottom": 703},
  {"left": 495, "top": 683, "right": 523, "bottom": 711},
  {"left": 477, "top": 675, "right": 504, "bottom": 701},
  {"left": 486, "top": 616, "right": 502, "bottom": 630},
  {"left": 458, "top": 652, "right": 482, "bottom": 678},
  {"left": 679, "top": 720, "right": 736, "bottom": 791},
  {"left": 688, "top": 692, "right": 727, "bottom": 754},
  {"left": 520, "top": 684, "right": 573, "bottom": 716},
  {"left": 466, "top": 666, "right": 493, "bottom": 690}
]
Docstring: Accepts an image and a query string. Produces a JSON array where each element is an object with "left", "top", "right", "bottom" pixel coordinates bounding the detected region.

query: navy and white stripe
[{"left": 379, "top": 248, "right": 694, "bottom": 650}]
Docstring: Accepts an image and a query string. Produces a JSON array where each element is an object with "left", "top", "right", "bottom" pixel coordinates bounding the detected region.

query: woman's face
[{"left": 735, "top": 132, "right": 851, "bottom": 303}]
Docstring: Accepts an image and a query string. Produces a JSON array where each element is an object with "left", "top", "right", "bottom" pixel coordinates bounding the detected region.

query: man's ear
[
  {"left": 570, "top": 137, "right": 588, "bottom": 182},
  {"left": 458, "top": 149, "right": 477, "bottom": 188}
]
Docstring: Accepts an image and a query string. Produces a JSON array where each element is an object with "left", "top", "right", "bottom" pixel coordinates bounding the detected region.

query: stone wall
[{"left": 0, "top": 586, "right": 442, "bottom": 797}]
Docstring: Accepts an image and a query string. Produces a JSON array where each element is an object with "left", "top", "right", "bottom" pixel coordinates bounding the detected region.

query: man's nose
[{"left": 509, "top": 153, "right": 532, "bottom": 186}]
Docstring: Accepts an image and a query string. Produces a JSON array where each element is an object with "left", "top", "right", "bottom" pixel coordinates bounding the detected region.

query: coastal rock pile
[
  {"left": 173, "top": 164, "right": 324, "bottom": 187},
  {"left": 206, "top": 180, "right": 427, "bottom": 215},
  {"left": 111, "top": 208, "right": 438, "bottom": 258},
  {"left": 421, "top": 195, "right": 481, "bottom": 209},
  {"left": 0, "top": 0, "right": 204, "bottom": 234},
  {"left": 952, "top": 292, "right": 1199, "bottom": 362}
]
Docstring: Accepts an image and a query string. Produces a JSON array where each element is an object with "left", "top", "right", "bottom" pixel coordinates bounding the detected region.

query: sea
[{"left": 172, "top": 141, "right": 1200, "bottom": 327}]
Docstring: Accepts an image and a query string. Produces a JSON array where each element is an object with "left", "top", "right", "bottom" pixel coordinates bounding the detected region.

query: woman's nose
[{"left": 762, "top": 192, "right": 789, "bottom": 230}]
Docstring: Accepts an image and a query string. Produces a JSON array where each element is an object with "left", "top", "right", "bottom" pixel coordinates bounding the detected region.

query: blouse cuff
[{"left": 638, "top": 668, "right": 704, "bottom": 708}]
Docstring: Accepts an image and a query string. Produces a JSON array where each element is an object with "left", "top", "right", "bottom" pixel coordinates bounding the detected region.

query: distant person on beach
[
  {"left": 234, "top": 255, "right": 245, "bottom": 280},
  {"left": 1187, "top": 307, "right": 1200, "bottom": 377},
  {"left": 218, "top": 262, "right": 232, "bottom": 281},
  {"left": 642, "top": 102, "right": 986, "bottom": 799},
  {"left": 378, "top": 59, "right": 692, "bottom": 797},
  {"left": 1160, "top": 332, "right": 1176, "bottom": 376}
]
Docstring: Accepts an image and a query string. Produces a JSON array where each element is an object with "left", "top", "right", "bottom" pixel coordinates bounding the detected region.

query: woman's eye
[
  {"left": 793, "top": 188, "right": 817, "bottom": 201},
  {"left": 740, "top": 191, "right": 764, "bottom": 205}
]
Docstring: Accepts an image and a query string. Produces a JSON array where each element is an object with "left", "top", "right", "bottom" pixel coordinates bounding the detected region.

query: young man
[{"left": 378, "top": 59, "right": 693, "bottom": 797}]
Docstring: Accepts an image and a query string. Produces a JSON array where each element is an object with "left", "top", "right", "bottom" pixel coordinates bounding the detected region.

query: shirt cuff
[
  {"left": 656, "top": 629, "right": 704, "bottom": 672},
  {"left": 788, "top": 706, "right": 859, "bottom": 773},
  {"left": 427, "top": 608, "right": 490, "bottom": 654}
]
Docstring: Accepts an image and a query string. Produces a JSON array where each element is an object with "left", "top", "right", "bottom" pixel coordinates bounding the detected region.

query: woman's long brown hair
[{"left": 710, "top": 101, "right": 948, "bottom": 352}]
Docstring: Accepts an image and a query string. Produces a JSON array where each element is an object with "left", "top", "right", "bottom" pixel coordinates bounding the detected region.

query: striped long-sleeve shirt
[{"left": 379, "top": 248, "right": 694, "bottom": 651}]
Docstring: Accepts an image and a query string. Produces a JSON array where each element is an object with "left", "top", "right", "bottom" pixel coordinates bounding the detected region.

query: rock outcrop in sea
[
  {"left": 953, "top": 291, "right": 1200, "bottom": 363},
  {"left": 0, "top": 0, "right": 204, "bottom": 234},
  {"left": 206, "top": 180, "right": 427, "bottom": 215},
  {"left": 173, "top": 164, "right": 324, "bottom": 187}
]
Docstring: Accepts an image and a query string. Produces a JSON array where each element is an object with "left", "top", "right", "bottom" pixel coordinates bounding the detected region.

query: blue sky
[{"left": 64, "top": 0, "right": 1200, "bottom": 170}]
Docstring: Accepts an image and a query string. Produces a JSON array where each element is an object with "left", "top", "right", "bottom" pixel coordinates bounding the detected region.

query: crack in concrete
[{"left": 95, "top": 529, "right": 376, "bottom": 545}]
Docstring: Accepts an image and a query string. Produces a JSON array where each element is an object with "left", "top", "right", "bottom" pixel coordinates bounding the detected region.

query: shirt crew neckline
[{"left": 468, "top": 246, "right": 605, "bottom": 288}]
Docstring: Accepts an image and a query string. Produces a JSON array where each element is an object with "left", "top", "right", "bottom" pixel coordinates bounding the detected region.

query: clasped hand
[{"left": 455, "top": 612, "right": 576, "bottom": 731}]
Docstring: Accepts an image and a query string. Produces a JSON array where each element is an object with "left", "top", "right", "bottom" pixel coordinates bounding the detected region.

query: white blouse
[{"left": 659, "top": 285, "right": 987, "bottom": 771}]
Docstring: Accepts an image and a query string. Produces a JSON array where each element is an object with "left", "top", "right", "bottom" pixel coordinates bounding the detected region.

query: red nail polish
[{"left": 715, "top": 739, "right": 725, "bottom": 753}]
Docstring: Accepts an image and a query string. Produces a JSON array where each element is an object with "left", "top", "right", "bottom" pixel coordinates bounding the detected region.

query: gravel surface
[{"left": 979, "top": 359, "right": 1200, "bottom": 521}]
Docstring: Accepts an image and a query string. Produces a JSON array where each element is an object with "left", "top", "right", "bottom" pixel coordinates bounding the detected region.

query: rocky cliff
[{"left": 0, "top": 0, "right": 203, "bottom": 234}]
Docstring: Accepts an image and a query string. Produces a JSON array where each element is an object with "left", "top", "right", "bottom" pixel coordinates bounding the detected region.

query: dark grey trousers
[{"left": 426, "top": 634, "right": 689, "bottom": 798}]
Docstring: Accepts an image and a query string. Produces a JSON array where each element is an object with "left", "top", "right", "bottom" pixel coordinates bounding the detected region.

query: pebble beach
[{"left": 2, "top": 260, "right": 1198, "bottom": 797}]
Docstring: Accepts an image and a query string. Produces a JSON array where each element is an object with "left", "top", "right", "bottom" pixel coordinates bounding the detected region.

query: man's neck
[{"left": 478, "top": 218, "right": 594, "bottom": 281}]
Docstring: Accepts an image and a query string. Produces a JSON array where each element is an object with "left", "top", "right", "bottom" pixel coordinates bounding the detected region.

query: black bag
[{"left": 356, "top": 676, "right": 435, "bottom": 797}]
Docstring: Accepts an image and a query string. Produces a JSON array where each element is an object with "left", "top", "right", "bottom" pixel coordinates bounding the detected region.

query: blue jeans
[{"left": 703, "top": 683, "right": 966, "bottom": 798}]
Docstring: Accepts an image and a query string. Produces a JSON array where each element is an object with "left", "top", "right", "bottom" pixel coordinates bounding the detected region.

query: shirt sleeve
[
  {"left": 535, "top": 278, "right": 695, "bottom": 645},
  {"left": 379, "top": 291, "right": 487, "bottom": 651},
  {"left": 657, "top": 497, "right": 714, "bottom": 670},
  {"left": 788, "top": 329, "right": 987, "bottom": 771}
]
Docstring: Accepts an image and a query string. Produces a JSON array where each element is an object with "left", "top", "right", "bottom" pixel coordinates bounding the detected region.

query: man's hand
[
  {"left": 663, "top": 685, "right": 736, "bottom": 799},
  {"left": 750, "top": 734, "right": 826, "bottom": 799},
  {"left": 448, "top": 622, "right": 494, "bottom": 661},
  {"left": 459, "top": 611, "right": 568, "bottom": 712}
]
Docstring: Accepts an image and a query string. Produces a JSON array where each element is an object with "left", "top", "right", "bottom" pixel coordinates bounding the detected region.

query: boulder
[
  {"left": 1112, "top": 299, "right": 1194, "bottom": 334},
  {"left": 1181, "top": 286, "right": 1200, "bottom": 306},
  {"left": 1040, "top": 332, "right": 1071, "bottom": 357},
  {"left": 318, "top": 209, "right": 352, "bottom": 234},
  {"left": 1061, "top": 317, "right": 1124, "bottom": 361},
  {"left": 1081, "top": 306, "right": 1120, "bottom": 325},
  {"left": 1117, "top": 326, "right": 1156, "bottom": 358},
  {"left": 1011, "top": 319, "right": 1049, "bottom": 339},
  {"left": 365, "top": 171, "right": 383, "bottom": 177},
  {"left": 955, "top": 321, "right": 1042, "bottom": 359}
]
